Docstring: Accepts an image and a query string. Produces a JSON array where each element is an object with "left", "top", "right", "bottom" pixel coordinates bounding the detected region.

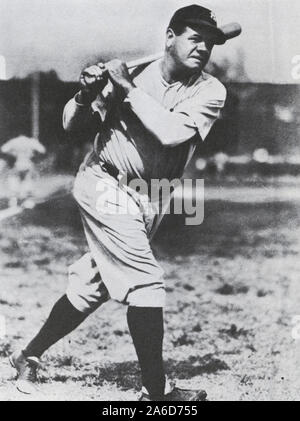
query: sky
[{"left": 0, "top": 0, "right": 300, "bottom": 83}]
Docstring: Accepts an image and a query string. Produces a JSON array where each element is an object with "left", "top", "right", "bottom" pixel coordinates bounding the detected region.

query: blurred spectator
[{"left": 0, "top": 135, "right": 46, "bottom": 207}]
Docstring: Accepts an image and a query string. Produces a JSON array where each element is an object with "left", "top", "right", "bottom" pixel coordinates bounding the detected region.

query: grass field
[{"left": 1, "top": 176, "right": 300, "bottom": 401}]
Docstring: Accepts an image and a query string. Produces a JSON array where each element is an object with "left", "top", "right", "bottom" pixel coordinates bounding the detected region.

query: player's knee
[
  {"left": 66, "top": 289, "right": 108, "bottom": 315},
  {"left": 67, "top": 253, "right": 110, "bottom": 314}
]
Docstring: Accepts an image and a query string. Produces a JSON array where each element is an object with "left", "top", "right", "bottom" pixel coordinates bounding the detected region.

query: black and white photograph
[{"left": 0, "top": 0, "right": 300, "bottom": 403}]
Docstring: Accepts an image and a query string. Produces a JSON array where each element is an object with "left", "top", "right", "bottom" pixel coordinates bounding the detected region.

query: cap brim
[{"left": 183, "top": 19, "right": 226, "bottom": 45}]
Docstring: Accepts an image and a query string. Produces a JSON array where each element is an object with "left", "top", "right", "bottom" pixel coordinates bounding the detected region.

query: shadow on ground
[{"left": 39, "top": 354, "right": 229, "bottom": 391}]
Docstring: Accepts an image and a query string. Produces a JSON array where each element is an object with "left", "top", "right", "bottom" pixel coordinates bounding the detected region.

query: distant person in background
[
  {"left": 211, "top": 152, "right": 229, "bottom": 176},
  {"left": 0, "top": 135, "right": 46, "bottom": 208}
]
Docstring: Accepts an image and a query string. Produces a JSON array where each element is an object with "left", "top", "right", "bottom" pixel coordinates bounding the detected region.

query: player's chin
[{"left": 184, "top": 58, "right": 205, "bottom": 71}]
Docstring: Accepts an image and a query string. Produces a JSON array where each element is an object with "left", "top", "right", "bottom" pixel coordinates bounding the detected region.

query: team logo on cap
[{"left": 210, "top": 11, "right": 217, "bottom": 23}]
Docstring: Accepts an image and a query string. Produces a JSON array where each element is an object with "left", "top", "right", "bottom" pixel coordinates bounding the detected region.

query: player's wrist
[{"left": 76, "top": 90, "right": 96, "bottom": 106}]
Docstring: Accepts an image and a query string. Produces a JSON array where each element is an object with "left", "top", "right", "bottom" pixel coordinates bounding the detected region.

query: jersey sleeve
[
  {"left": 63, "top": 81, "right": 115, "bottom": 132},
  {"left": 175, "top": 77, "right": 227, "bottom": 141}
]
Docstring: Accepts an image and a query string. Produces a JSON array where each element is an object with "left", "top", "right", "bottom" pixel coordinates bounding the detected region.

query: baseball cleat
[
  {"left": 9, "top": 350, "right": 40, "bottom": 395},
  {"left": 138, "top": 384, "right": 207, "bottom": 401},
  {"left": 138, "top": 387, "right": 153, "bottom": 401},
  {"left": 164, "top": 386, "right": 207, "bottom": 401}
]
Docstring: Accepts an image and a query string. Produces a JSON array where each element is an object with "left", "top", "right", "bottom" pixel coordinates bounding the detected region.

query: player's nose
[{"left": 196, "top": 41, "right": 210, "bottom": 53}]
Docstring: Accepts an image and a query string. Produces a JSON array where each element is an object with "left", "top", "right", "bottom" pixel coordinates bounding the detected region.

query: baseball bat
[
  {"left": 82, "top": 54, "right": 163, "bottom": 85},
  {"left": 83, "top": 22, "right": 242, "bottom": 84},
  {"left": 221, "top": 22, "right": 242, "bottom": 40}
]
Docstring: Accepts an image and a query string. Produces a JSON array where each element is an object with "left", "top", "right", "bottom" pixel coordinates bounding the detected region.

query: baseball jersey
[
  {"left": 64, "top": 60, "right": 226, "bottom": 310},
  {"left": 63, "top": 59, "right": 226, "bottom": 182}
]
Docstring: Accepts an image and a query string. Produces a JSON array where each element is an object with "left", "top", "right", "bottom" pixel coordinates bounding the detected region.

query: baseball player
[
  {"left": 10, "top": 5, "right": 227, "bottom": 401},
  {"left": 0, "top": 135, "right": 46, "bottom": 208}
]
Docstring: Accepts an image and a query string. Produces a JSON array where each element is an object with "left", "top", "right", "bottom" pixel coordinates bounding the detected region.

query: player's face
[{"left": 167, "top": 26, "right": 214, "bottom": 72}]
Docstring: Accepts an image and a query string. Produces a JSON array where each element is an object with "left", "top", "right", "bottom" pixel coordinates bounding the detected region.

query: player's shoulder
[
  {"left": 197, "top": 71, "right": 227, "bottom": 102},
  {"left": 132, "top": 59, "right": 161, "bottom": 84}
]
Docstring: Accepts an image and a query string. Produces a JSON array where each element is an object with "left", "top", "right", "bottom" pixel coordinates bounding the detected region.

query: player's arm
[
  {"left": 128, "top": 89, "right": 216, "bottom": 146},
  {"left": 62, "top": 96, "right": 95, "bottom": 133},
  {"left": 128, "top": 86, "right": 226, "bottom": 146},
  {"left": 63, "top": 63, "right": 108, "bottom": 133},
  {"left": 30, "top": 139, "right": 46, "bottom": 155},
  {"left": 106, "top": 60, "right": 226, "bottom": 147},
  {"left": 36, "top": 143, "right": 46, "bottom": 155}
]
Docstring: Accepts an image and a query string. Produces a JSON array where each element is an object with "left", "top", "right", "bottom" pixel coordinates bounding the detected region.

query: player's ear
[{"left": 166, "top": 28, "right": 176, "bottom": 49}]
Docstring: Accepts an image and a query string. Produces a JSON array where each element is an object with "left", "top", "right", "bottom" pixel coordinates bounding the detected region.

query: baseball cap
[{"left": 169, "top": 4, "right": 226, "bottom": 45}]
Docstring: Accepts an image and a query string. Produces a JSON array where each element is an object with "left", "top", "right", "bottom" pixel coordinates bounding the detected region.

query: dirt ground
[{"left": 1, "top": 175, "right": 300, "bottom": 401}]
